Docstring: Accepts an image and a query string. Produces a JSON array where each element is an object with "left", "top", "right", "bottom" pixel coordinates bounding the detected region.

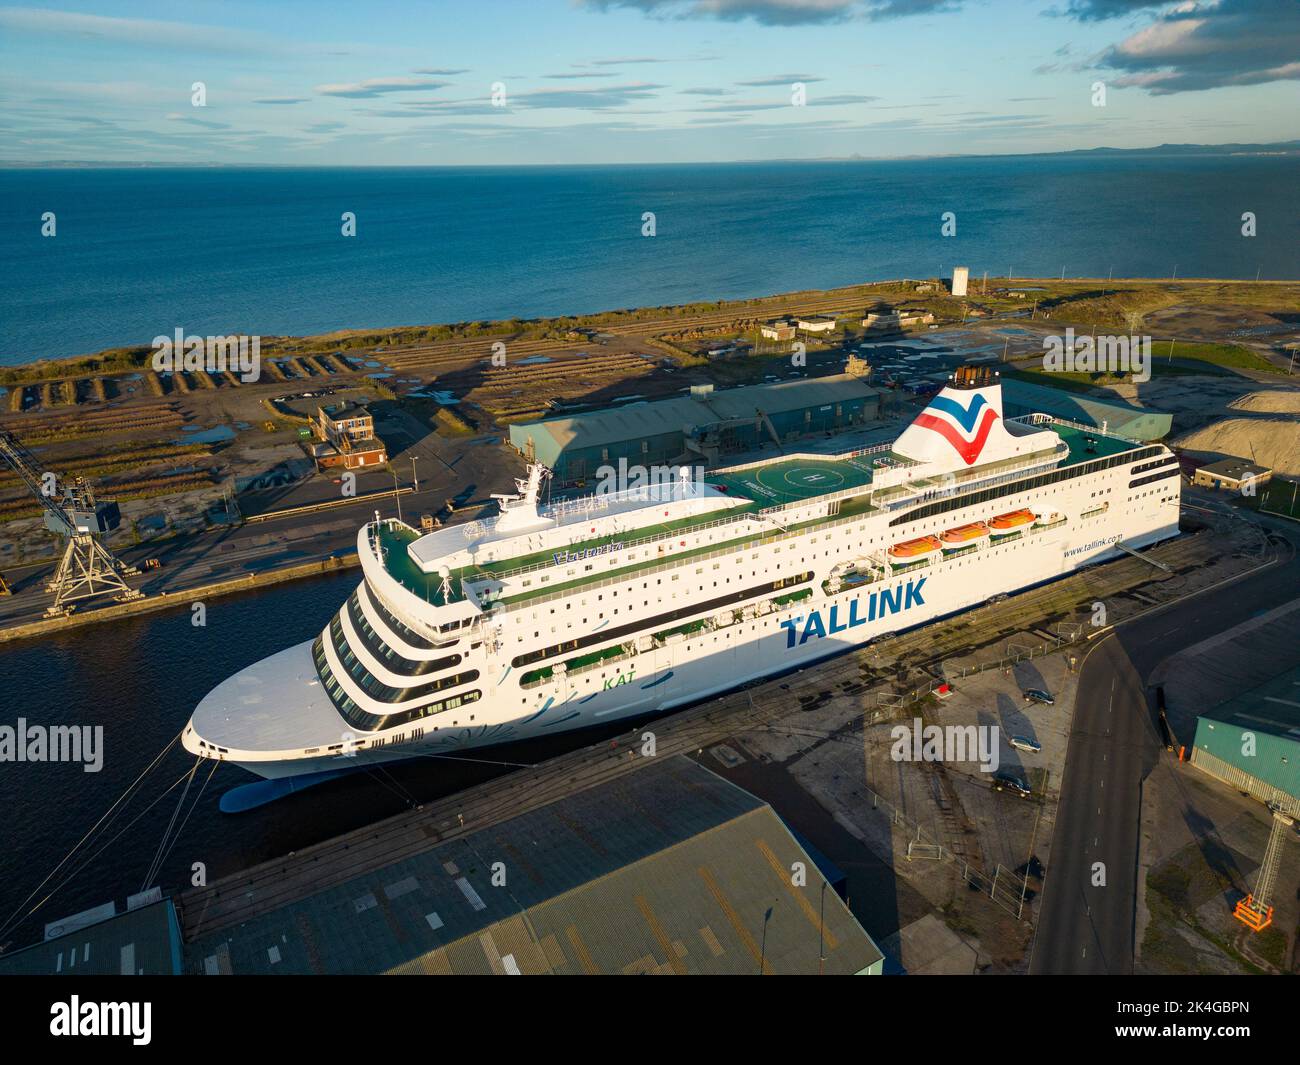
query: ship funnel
[{"left": 893, "top": 365, "right": 1043, "bottom": 468}]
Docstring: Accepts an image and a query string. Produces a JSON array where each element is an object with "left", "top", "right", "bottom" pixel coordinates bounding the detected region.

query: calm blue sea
[{"left": 1, "top": 155, "right": 1297, "bottom": 365}]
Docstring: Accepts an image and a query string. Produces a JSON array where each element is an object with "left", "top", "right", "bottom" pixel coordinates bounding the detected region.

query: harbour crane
[{"left": 0, "top": 426, "right": 143, "bottom": 615}]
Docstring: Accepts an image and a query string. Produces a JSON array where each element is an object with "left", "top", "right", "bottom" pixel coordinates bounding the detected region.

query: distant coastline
[
  {"left": 1, "top": 275, "right": 1296, "bottom": 383},
  {"left": 3, "top": 140, "right": 1299, "bottom": 169}
]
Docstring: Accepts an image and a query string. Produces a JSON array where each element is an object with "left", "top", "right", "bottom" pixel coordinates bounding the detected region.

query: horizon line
[{"left": 3, "top": 139, "right": 1299, "bottom": 170}]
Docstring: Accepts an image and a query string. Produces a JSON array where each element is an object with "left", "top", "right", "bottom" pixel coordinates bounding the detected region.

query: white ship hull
[
  {"left": 184, "top": 370, "right": 1182, "bottom": 783},
  {"left": 210, "top": 487, "right": 1177, "bottom": 780}
]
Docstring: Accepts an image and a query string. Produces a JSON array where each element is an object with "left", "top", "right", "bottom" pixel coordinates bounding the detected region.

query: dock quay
[{"left": 0, "top": 552, "right": 360, "bottom": 645}]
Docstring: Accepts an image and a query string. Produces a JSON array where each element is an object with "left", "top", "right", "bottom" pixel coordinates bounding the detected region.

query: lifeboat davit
[
  {"left": 941, "top": 521, "right": 989, "bottom": 546},
  {"left": 888, "top": 534, "right": 943, "bottom": 561},
  {"left": 989, "top": 508, "right": 1035, "bottom": 533}
]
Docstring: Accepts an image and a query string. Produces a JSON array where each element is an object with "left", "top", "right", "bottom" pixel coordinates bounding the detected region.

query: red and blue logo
[{"left": 912, "top": 393, "right": 999, "bottom": 465}]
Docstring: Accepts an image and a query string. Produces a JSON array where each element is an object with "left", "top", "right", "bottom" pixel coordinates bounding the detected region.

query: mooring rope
[
  {"left": 15, "top": 762, "right": 205, "bottom": 936},
  {"left": 0, "top": 732, "right": 181, "bottom": 941},
  {"left": 146, "top": 760, "right": 220, "bottom": 890},
  {"left": 141, "top": 757, "right": 202, "bottom": 892}
]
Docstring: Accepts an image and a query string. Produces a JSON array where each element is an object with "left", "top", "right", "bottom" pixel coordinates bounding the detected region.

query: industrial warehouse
[
  {"left": 999, "top": 379, "right": 1173, "bottom": 442},
  {"left": 0, "top": 759, "right": 884, "bottom": 976},
  {"left": 1191, "top": 668, "right": 1300, "bottom": 814},
  {"left": 508, "top": 373, "right": 884, "bottom": 486}
]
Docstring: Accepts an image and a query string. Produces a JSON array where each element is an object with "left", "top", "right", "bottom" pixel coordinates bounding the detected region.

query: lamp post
[{"left": 818, "top": 881, "right": 827, "bottom": 976}]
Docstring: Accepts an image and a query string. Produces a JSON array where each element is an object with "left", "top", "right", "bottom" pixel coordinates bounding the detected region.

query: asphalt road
[{"left": 1031, "top": 519, "right": 1300, "bottom": 974}]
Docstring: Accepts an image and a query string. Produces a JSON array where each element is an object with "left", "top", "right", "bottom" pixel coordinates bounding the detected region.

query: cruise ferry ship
[{"left": 184, "top": 367, "right": 1182, "bottom": 781}]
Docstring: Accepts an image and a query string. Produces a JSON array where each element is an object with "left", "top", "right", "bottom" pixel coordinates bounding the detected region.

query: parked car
[
  {"left": 1023, "top": 688, "right": 1055, "bottom": 705},
  {"left": 1008, "top": 735, "right": 1042, "bottom": 754},
  {"left": 993, "top": 773, "right": 1032, "bottom": 797}
]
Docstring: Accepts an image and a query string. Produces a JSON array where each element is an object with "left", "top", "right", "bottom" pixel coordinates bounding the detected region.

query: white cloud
[{"left": 315, "top": 77, "right": 451, "bottom": 98}]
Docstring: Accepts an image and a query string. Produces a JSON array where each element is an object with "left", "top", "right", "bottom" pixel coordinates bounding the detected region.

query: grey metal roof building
[
  {"left": 0, "top": 898, "right": 183, "bottom": 976},
  {"left": 509, "top": 375, "right": 883, "bottom": 486},
  {"left": 1001, "top": 379, "right": 1172, "bottom": 441},
  {"left": 186, "top": 758, "right": 884, "bottom": 975}
]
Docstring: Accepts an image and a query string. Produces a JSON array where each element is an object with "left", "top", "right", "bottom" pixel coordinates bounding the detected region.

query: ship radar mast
[
  {"left": 677, "top": 464, "right": 693, "bottom": 499},
  {"left": 492, "top": 462, "right": 553, "bottom": 533}
]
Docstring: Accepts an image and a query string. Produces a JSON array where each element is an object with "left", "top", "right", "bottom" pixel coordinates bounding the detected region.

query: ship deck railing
[
  {"left": 480, "top": 427, "right": 1145, "bottom": 596},
  {"left": 467, "top": 506, "right": 763, "bottom": 585},
  {"left": 482, "top": 499, "right": 882, "bottom": 614},
  {"left": 756, "top": 480, "right": 878, "bottom": 517},
  {"left": 465, "top": 424, "right": 1152, "bottom": 613},
  {"left": 542, "top": 481, "right": 705, "bottom": 523},
  {"left": 1010, "top": 412, "right": 1143, "bottom": 445},
  {"left": 521, "top": 643, "right": 637, "bottom": 687},
  {"left": 473, "top": 474, "right": 884, "bottom": 590},
  {"left": 463, "top": 430, "right": 1096, "bottom": 591},
  {"left": 877, "top": 444, "right": 1070, "bottom": 512},
  {"left": 712, "top": 439, "right": 917, "bottom": 477},
  {"left": 362, "top": 520, "right": 494, "bottom": 647},
  {"left": 511, "top": 508, "right": 1096, "bottom": 687}
]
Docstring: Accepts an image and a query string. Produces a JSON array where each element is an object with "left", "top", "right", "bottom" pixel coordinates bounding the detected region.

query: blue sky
[{"left": 1, "top": 0, "right": 1296, "bottom": 164}]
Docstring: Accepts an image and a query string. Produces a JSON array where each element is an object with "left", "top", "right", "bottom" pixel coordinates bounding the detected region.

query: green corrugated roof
[
  {"left": 512, "top": 375, "right": 880, "bottom": 455},
  {"left": 1002, "top": 379, "right": 1172, "bottom": 441}
]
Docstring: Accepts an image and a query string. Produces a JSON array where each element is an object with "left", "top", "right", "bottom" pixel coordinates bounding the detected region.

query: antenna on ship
[
  {"left": 438, "top": 565, "right": 452, "bottom": 605},
  {"left": 493, "top": 461, "right": 553, "bottom": 533}
]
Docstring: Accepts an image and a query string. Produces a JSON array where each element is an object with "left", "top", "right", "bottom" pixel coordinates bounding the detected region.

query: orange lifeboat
[
  {"left": 941, "top": 521, "right": 989, "bottom": 545},
  {"left": 888, "top": 534, "right": 943, "bottom": 560},
  {"left": 989, "top": 508, "right": 1035, "bottom": 533}
]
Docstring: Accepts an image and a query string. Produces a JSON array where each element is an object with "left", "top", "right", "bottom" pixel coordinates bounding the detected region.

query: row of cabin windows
[
  {"left": 504, "top": 468, "right": 1136, "bottom": 639},
  {"left": 361, "top": 582, "right": 438, "bottom": 649},
  {"left": 512, "top": 453, "right": 1155, "bottom": 598},
  {"left": 889, "top": 447, "right": 1163, "bottom": 527},
  {"left": 516, "top": 510, "right": 1165, "bottom": 702},
  {"left": 509, "top": 572, "right": 813, "bottom": 668}
]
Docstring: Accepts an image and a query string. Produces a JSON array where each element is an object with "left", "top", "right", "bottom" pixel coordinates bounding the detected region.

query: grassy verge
[
  {"left": 1153, "top": 341, "right": 1278, "bottom": 372},
  {"left": 1259, "top": 478, "right": 1300, "bottom": 520},
  {"left": 1003, "top": 338, "right": 1273, "bottom": 391},
  {"left": 433, "top": 407, "right": 475, "bottom": 436}
]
